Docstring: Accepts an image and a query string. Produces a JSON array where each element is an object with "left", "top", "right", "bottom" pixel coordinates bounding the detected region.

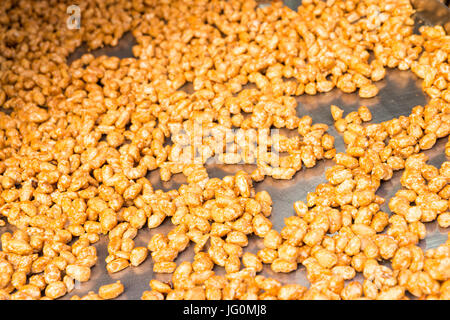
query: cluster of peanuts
[
  {"left": 166, "top": 111, "right": 335, "bottom": 181},
  {"left": 216, "top": 99, "right": 449, "bottom": 300},
  {"left": 390, "top": 156, "right": 450, "bottom": 229},
  {"left": 147, "top": 170, "right": 275, "bottom": 275},
  {"left": 0, "top": 228, "right": 97, "bottom": 299},
  {"left": 138, "top": 98, "right": 450, "bottom": 299},
  {"left": 141, "top": 266, "right": 309, "bottom": 300},
  {"left": 129, "top": 0, "right": 420, "bottom": 98},
  {"left": 0, "top": 0, "right": 449, "bottom": 300},
  {"left": 254, "top": 60, "right": 449, "bottom": 299},
  {"left": 276, "top": 96, "right": 449, "bottom": 299}
]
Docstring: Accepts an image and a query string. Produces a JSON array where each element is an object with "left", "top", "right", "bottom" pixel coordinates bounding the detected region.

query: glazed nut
[
  {"left": 141, "top": 291, "right": 164, "bottom": 300},
  {"left": 271, "top": 258, "right": 297, "bottom": 273},
  {"left": 106, "top": 258, "right": 129, "bottom": 274},
  {"left": 332, "top": 266, "right": 356, "bottom": 280},
  {"left": 149, "top": 280, "right": 172, "bottom": 294},
  {"left": 130, "top": 247, "right": 148, "bottom": 267},
  {"left": 277, "top": 284, "right": 307, "bottom": 300},
  {"left": 98, "top": 281, "right": 124, "bottom": 299},
  {"left": 314, "top": 249, "right": 338, "bottom": 269},
  {"left": 331, "top": 105, "right": 344, "bottom": 121},
  {"left": 358, "top": 84, "right": 379, "bottom": 98},
  {"left": 45, "top": 281, "right": 67, "bottom": 299},
  {"left": 65, "top": 264, "right": 91, "bottom": 282},
  {"left": 153, "top": 262, "right": 177, "bottom": 274},
  {"left": 263, "top": 230, "right": 282, "bottom": 249},
  {"left": 358, "top": 106, "right": 372, "bottom": 122},
  {"left": 242, "top": 253, "right": 263, "bottom": 272}
]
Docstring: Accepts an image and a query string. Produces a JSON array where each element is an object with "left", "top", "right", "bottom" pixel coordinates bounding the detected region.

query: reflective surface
[
  {"left": 1, "top": 0, "right": 449, "bottom": 299},
  {"left": 411, "top": 0, "right": 450, "bottom": 33}
]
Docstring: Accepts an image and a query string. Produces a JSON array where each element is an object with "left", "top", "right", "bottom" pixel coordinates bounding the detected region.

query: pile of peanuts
[
  {"left": 166, "top": 114, "right": 336, "bottom": 181},
  {"left": 0, "top": 0, "right": 449, "bottom": 300}
]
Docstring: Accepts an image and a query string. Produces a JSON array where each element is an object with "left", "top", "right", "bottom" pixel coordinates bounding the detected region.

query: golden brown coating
[{"left": 0, "top": 0, "right": 449, "bottom": 300}]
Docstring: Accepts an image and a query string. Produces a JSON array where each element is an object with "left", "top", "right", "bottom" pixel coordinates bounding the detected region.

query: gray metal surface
[{"left": 1, "top": 0, "right": 449, "bottom": 300}]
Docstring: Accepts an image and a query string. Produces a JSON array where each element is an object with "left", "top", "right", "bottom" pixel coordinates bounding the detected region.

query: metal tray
[{"left": 1, "top": 0, "right": 449, "bottom": 299}]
